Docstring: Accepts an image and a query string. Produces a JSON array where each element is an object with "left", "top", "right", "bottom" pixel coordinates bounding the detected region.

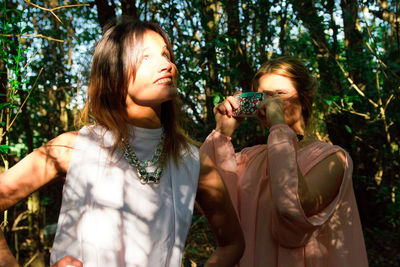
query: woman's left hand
[{"left": 257, "top": 91, "right": 286, "bottom": 128}]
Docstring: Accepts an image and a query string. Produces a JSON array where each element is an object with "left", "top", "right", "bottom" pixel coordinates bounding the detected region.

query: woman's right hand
[
  {"left": 213, "top": 95, "right": 244, "bottom": 137},
  {"left": 50, "top": 256, "right": 83, "bottom": 267}
]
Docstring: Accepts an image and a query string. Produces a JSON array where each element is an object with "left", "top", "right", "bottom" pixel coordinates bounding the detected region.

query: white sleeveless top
[{"left": 50, "top": 125, "right": 200, "bottom": 267}]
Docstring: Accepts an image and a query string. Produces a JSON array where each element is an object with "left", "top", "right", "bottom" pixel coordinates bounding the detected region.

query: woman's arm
[
  {"left": 200, "top": 130, "right": 240, "bottom": 211},
  {"left": 0, "top": 230, "right": 18, "bottom": 267},
  {"left": 268, "top": 124, "right": 344, "bottom": 218},
  {"left": 267, "top": 124, "right": 347, "bottom": 247},
  {"left": 196, "top": 150, "right": 245, "bottom": 267},
  {"left": 0, "top": 132, "right": 77, "bottom": 266},
  {"left": 258, "top": 93, "right": 344, "bottom": 217},
  {"left": 0, "top": 132, "right": 77, "bottom": 211},
  {"left": 257, "top": 93, "right": 347, "bottom": 247},
  {"left": 297, "top": 149, "right": 345, "bottom": 217}
]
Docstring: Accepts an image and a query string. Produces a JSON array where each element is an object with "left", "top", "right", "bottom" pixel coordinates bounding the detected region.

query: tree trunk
[
  {"left": 278, "top": 3, "right": 288, "bottom": 55},
  {"left": 199, "top": 0, "right": 221, "bottom": 130},
  {"left": 226, "top": 0, "right": 253, "bottom": 92},
  {"left": 289, "top": 0, "right": 339, "bottom": 94},
  {"left": 121, "top": 0, "right": 138, "bottom": 18},
  {"left": 340, "top": 0, "right": 365, "bottom": 90},
  {"left": 94, "top": 0, "right": 117, "bottom": 30}
]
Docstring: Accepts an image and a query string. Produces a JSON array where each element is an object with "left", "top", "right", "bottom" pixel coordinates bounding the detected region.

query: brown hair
[
  {"left": 80, "top": 17, "right": 192, "bottom": 164},
  {"left": 252, "top": 56, "right": 317, "bottom": 127}
]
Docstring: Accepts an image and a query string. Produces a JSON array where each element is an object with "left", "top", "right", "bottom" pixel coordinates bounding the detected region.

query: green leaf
[
  {"left": 344, "top": 125, "right": 352, "bottom": 133},
  {"left": 188, "top": 247, "right": 199, "bottom": 254},
  {"left": 213, "top": 95, "right": 221, "bottom": 106},
  {"left": 0, "top": 144, "right": 9, "bottom": 154},
  {"left": 41, "top": 196, "right": 52, "bottom": 205},
  {"left": 0, "top": 102, "right": 15, "bottom": 110},
  {"left": 21, "top": 26, "right": 34, "bottom": 34},
  {"left": 391, "top": 144, "right": 398, "bottom": 153}
]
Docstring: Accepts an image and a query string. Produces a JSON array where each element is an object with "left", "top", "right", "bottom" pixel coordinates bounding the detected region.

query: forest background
[{"left": 0, "top": 0, "right": 399, "bottom": 266}]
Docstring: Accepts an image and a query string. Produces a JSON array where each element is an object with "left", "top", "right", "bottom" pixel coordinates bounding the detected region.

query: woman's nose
[{"left": 159, "top": 57, "right": 173, "bottom": 72}]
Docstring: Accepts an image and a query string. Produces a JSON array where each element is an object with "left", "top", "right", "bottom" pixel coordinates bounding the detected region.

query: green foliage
[
  {"left": 0, "top": 144, "right": 9, "bottom": 153},
  {"left": 0, "top": 1, "right": 98, "bottom": 266},
  {"left": 2, "top": 0, "right": 400, "bottom": 266},
  {"left": 182, "top": 208, "right": 215, "bottom": 267},
  {"left": 212, "top": 93, "right": 224, "bottom": 106},
  {"left": 0, "top": 2, "right": 33, "bottom": 156}
]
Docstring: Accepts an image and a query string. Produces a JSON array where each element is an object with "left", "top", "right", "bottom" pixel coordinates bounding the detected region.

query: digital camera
[{"left": 232, "top": 92, "right": 265, "bottom": 117}]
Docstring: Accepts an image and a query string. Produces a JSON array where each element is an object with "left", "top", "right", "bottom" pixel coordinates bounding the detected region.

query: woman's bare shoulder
[
  {"left": 47, "top": 131, "right": 79, "bottom": 147},
  {"left": 37, "top": 131, "right": 79, "bottom": 175}
]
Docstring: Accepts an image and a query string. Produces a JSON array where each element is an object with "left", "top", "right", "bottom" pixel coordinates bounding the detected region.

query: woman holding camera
[{"left": 201, "top": 56, "right": 368, "bottom": 266}]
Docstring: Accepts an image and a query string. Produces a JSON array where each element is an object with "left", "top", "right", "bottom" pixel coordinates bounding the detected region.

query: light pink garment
[{"left": 201, "top": 124, "right": 368, "bottom": 267}]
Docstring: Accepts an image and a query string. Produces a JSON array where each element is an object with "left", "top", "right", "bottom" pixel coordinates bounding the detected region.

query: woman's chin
[
  {"left": 154, "top": 85, "right": 178, "bottom": 102},
  {"left": 135, "top": 94, "right": 178, "bottom": 106},
  {"left": 161, "top": 88, "right": 178, "bottom": 101}
]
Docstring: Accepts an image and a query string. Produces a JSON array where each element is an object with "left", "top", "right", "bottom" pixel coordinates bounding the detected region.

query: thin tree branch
[
  {"left": 51, "top": 4, "right": 90, "bottom": 12},
  {"left": 333, "top": 57, "right": 379, "bottom": 108},
  {"left": 332, "top": 101, "right": 371, "bottom": 119},
  {"left": 23, "top": 250, "right": 39, "bottom": 267},
  {"left": 385, "top": 94, "right": 394, "bottom": 108},
  {"left": 23, "top": 0, "right": 90, "bottom": 24},
  {"left": 6, "top": 68, "right": 44, "bottom": 133},
  {"left": 23, "top": 48, "right": 40, "bottom": 71},
  {"left": 0, "top": 34, "right": 64, "bottom": 43},
  {"left": 362, "top": 7, "right": 400, "bottom": 82}
]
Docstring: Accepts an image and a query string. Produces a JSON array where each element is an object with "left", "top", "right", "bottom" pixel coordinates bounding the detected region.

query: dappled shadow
[
  {"left": 50, "top": 127, "right": 198, "bottom": 266},
  {"left": 269, "top": 140, "right": 366, "bottom": 265}
]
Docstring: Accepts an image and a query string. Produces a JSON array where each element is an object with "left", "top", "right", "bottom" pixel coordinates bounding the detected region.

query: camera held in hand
[{"left": 232, "top": 92, "right": 265, "bottom": 117}]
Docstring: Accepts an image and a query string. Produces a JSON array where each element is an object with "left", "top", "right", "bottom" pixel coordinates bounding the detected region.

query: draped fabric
[
  {"left": 201, "top": 125, "right": 368, "bottom": 267},
  {"left": 51, "top": 125, "right": 200, "bottom": 267}
]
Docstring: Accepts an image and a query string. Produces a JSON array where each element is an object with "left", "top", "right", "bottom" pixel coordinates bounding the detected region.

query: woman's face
[
  {"left": 257, "top": 73, "right": 304, "bottom": 130},
  {"left": 127, "top": 30, "right": 178, "bottom": 107}
]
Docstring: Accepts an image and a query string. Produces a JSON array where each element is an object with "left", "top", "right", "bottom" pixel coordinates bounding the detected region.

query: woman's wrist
[
  {"left": 269, "top": 114, "right": 286, "bottom": 127},
  {"left": 214, "top": 126, "right": 234, "bottom": 138},
  {"left": 268, "top": 124, "right": 298, "bottom": 147}
]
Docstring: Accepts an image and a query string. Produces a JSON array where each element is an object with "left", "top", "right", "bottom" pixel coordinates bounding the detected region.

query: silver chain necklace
[{"left": 122, "top": 131, "right": 166, "bottom": 184}]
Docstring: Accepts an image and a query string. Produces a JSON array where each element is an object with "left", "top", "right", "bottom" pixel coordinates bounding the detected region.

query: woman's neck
[
  {"left": 126, "top": 104, "right": 162, "bottom": 129},
  {"left": 128, "top": 117, "right": 161, "bottom": 129},
  {"left": 290, "top": 119, "right": 305, "bottom": 136}
]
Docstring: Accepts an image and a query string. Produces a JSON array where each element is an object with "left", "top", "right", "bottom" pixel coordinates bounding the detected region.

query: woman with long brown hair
[
  {"left": 0, "top": 18, "right": 244, "bottom": 267},
  {"left": 201, "top": 56, "right": 368, "bottom": 266}
]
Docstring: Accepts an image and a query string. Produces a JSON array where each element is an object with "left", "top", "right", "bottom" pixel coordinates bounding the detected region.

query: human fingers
[
  {"left": 256, "top": 102, "right": 269, "bottom": 128},
  {"left": 214, "top": 101, "right": 227, "bottom": 116},
  {"left": 214, "top": 96, "right": 238, "bottom": 117},
  {"left": 226, "top": 95, "right": 240, "bottom": 108},
  {"left": 225, "top": 96, "right": 240, "bottom": 116},
  {"left": 257, "top": 93, "right": 284, "bottom": 128},
  {"left": 68, "top": 257, "right": 83, "bottom": 267},
  {"left": 257, "top": 100, "right": 267, "bottom": 117},
  {"left": 50, "top": 255, "right": 83, "bottom": 267},
  {"left": 263, "top": 90, "right": 284, "bottom": 108},
  {"left": 263, "top": 90, "right": 278, "bottom": 97}
]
